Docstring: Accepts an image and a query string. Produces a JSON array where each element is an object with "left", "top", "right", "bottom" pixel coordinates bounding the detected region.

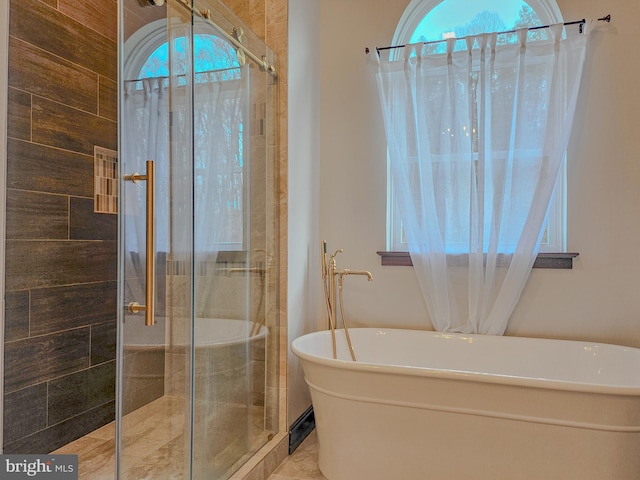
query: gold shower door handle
[{"left": 124, "top": 160, "right": 156, "bottom": 326}]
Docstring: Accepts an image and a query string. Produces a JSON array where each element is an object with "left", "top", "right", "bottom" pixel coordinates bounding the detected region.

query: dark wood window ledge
[{"left": 377, "top": 252, "right": 579, "bottom": 269}]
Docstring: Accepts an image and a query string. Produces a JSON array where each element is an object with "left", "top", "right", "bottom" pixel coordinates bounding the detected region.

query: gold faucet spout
[{"left": 337, "top": 269, "right": 373, "bottom": 281}]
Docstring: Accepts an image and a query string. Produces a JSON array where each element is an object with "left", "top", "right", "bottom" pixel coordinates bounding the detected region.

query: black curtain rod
[{"left": 367, "top": 14, "right": 611, "bottom": 55}]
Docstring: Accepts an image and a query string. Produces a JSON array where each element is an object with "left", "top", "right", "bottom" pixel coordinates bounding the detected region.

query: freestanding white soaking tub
[{"left": 292, "top": 328, "right": 640, "bottom": 480}]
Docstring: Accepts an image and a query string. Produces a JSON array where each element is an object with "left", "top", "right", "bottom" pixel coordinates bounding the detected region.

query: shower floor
[{"left": 53, "top": 396, "right": 269, "bottom": 479}]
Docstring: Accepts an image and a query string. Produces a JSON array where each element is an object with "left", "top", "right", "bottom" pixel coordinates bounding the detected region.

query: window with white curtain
[
  {"left": 125, "top": 27, "right": 246, "bottom": 252},
  {"left": 388, "top": 0, "right": 565, "bottom": 253}
]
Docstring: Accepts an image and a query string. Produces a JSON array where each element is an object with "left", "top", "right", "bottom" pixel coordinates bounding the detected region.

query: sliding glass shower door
[{"left": 118, "top": 0, "right": 278, "bottom": 478}]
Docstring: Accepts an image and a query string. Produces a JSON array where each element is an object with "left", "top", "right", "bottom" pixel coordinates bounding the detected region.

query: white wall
[
  {"left": 314, "top": 0, "right": 640, "bottom": 346},
  {"left": 287, "top": 0, "right": 321, "bottom": 426},
  {"left": 317, "top": 0, "right": 429, "bottom": 331}
]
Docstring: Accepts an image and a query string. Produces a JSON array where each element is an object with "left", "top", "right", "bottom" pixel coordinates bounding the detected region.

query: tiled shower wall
[{"left": 3, "top": 0, "right": 118, "bottom": 453}]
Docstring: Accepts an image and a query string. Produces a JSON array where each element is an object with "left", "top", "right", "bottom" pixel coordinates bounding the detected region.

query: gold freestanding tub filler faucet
[{"left": 321, "top": 240, "right": 373, "bottom": 361}]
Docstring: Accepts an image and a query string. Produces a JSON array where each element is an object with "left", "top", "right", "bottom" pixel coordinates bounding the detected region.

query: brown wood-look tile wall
[{"left": 3, "top": 0, "right": 117, "bottom": 454}]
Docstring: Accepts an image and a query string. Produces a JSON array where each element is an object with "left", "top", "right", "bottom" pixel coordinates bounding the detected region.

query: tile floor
[
  {"left": 267, "top": 431, "right": 327, "bottom": 480},
  {"left": 54, "top": 394, "right": 326, "bottom": 479},
  {"left": 54, "top": 395, "right": 272, "bottom": 480}
]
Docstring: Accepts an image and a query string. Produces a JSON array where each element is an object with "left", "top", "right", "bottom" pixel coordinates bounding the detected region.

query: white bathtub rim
[
  {"left": 194, "top": 319, "right": 267, "bottom": 347},
  {"left": 126, "top": 318, "right": 267, "bottom": 348},
  {"left": 292, "top": 328, "right": 640, "bottom": 396}
]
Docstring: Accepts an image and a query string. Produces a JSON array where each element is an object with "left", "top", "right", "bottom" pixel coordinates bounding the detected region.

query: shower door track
[{"left": 174, "top": 0, "right": 277, "bottom": 76}]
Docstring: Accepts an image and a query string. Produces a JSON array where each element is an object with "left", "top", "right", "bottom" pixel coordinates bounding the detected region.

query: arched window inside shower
[
  {"left": 126, "top": 28, "right": 246, "bottom": 252},
  {"left": 139, "top": 34, "right": 242, "bottom": 82},
  {"left": 387, "top": 0, "right": 565, "bottom": 253}
]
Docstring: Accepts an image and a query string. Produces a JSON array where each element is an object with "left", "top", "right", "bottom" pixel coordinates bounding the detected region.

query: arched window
[
  {"left": 393, "top": 0, "right": 561, "bottom": 47},
  {"left": 138, "top": 33, "right": 241, "bottom": 82},
  {"left": 123, "top": 21, "right": 248, "bottom": 251},
  {"left": 125, "top": 20, "right": 242, "bottom": 84},
  {"left": 387, "top": 0, "right": 566, "bottom": 252}
]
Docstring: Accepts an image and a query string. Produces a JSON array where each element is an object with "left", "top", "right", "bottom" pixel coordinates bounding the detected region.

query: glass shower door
[
  {"left": 118, "top": 0, "right": 194, "bottom": 476},
  {"left": 189, "top": 0, "right": 276, "bottom": 475},
  {"left": 118, "top": 0, "right": 278, "bottom": 478}
]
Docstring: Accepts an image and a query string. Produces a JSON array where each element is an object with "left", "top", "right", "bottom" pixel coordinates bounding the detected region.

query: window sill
[{"left": 376, "top": 251, "right": 579, "bottom": 269}]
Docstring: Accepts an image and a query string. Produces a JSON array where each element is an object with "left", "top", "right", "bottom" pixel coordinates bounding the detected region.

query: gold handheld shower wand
[
  {"left": 321, "top": 241, "right": 372, "bottom": 361},
  {"left": 322, "top": 240, "right": 328, "bottom": 279}
]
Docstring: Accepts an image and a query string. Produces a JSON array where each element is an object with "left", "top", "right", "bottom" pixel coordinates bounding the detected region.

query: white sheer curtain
[
  {"left": 372, "top": 24, "right": 589, "bottom": 334},
  {"left": 121, "top": 65, "right": 249, "bottom": 313},
  {"left": 122, "top": 78, "right": 170, "bottom": 304},
  {"left": 193, "top": 66, "right": 250, "bottom": 317},
  {"left": 193, "top": 66, "right": 249, "bottom": 257}
]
